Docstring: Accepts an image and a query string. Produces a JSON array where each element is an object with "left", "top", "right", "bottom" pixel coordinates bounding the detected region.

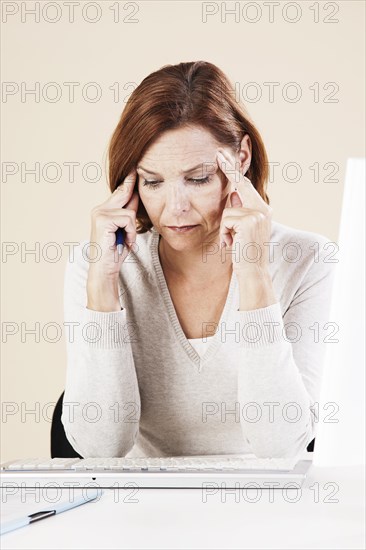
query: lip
[{"left": 167, "top": 225, "right": 198, "bottom": 233}]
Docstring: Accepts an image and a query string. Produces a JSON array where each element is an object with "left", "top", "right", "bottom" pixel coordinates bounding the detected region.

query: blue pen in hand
[
  {"left": 115, "top": 180, "right": 126, "bottom": 255},
  {"left": 114, "top": 170, "right": 138, "bottom": 255},
  {"left": 116, "top": 227, "right": 125, "bottom": 256}
]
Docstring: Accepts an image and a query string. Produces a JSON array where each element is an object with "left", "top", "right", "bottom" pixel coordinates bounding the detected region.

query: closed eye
[{"left": 142, "top": 176, "right": 211, "bottom": 189}]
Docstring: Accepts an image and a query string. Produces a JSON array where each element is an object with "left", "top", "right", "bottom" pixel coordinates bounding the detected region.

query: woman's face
[{"left": 136, "top": 125, "right": 233, "bottom": 248}]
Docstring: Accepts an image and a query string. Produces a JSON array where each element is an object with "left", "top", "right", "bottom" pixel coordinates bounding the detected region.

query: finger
[
  {"left": 217, "top": 149, "right": 269, "bottom": 214},
  {"left": 220, "top": 224, "right": 233, "bottom": 248},
  {"left": 220, "top": 173, "right": 243, "bottom": 246},
  {"left": 106, "top": 209, "right": 137, "bottom": 247},
  {"left": 124, "top": 190, "right": 139, "bottom": 213},
  {"left": 120, "top": 192, "right": 140, "bottom": 250},
  {"left": 109, "top": 168, "right": 137, "bottom": 207},
  {"left": 230, "top": 191, "right": 243, "bottom": 208},
  {"left": 220, "top": 214, "right": 244, "bottom": 248}
]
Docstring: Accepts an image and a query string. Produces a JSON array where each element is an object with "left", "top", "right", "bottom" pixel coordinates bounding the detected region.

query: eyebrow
[{"left": 136, "top": 163, "right": 216, "bottom": 176}]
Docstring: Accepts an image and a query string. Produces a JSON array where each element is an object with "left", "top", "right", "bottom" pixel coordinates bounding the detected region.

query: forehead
[{"left": 139, "top": 125, "right": 220, "bottom": 171}]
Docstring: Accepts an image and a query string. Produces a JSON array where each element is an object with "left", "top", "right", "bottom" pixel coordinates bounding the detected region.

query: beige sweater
[{"left": 61, "top": 220, "right": 336, "bottom": 458}]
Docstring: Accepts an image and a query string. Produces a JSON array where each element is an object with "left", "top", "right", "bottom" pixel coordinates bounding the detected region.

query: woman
[{"left": 61, "top": 61, "right": 335, "bottom": 459}]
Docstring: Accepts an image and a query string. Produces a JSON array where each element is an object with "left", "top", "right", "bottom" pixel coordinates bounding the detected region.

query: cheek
[
  {"left": 201, "top": 191, "right": 222, "bottom": 211},
  {"left": 138, "top": 183, "right": 155, "bottom": 201},
  {"left": 196, "top": 186, "right": 227, "bottom": 220},
  {"left": 202, "top": 178, "right": 229, "bottom": 207},
  {"left": 138, "top": 186, "right": 162, "bottom": 219}
]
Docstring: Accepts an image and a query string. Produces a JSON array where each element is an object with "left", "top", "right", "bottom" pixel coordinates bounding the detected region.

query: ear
[{"left": 239, "top": 134, "right": 252, "bottom": 176}]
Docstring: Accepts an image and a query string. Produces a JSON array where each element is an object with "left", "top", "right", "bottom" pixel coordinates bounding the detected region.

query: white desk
[{"left": 1, "top": 465, "right": 365, "bottom": 550}]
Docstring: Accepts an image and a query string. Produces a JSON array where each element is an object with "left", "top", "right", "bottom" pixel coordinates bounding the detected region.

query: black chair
[
  {"left": 51, "top": 391, "right": 315, "bottom": 457},
  {"left": 50, "top": 391, "right": 82, "bottom": 458}
]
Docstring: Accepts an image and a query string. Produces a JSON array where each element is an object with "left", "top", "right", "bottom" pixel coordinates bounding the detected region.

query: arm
[
  {"left": 232, "top": 247, "right": 336, "bottom": 458},
  {"left": 61, "top": 241, "right": 141, "bottom": 458}
]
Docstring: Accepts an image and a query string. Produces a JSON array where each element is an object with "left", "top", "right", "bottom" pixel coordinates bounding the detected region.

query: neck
[{"left": 158, "top": 231, "right": 233, "bottom": 287}]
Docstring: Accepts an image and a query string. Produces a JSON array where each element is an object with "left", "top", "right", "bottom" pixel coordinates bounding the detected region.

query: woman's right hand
[{"left": 86, "top": 168, "right": 139, "bottom": 311}]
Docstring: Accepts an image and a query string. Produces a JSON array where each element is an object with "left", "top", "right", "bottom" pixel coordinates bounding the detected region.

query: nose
[{"left": 165, "top": 181, "right": 191, "bottom": 214}]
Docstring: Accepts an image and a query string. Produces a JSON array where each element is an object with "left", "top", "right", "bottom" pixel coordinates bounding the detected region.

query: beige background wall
[{"left": 1, "top": 1, "right": 365, "bottom": 462}]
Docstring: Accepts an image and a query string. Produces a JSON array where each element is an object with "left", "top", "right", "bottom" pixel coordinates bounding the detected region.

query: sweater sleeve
[
  {"left": 231, "top": 246, "right": 337, "bottom": 458},
  {"left": 61, "top": 241, "right": 141, "bottom": 458}
]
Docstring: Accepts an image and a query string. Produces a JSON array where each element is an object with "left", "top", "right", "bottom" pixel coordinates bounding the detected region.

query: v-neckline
[{"left": 150, "top": 228, "right": 237, "bottom": 373}]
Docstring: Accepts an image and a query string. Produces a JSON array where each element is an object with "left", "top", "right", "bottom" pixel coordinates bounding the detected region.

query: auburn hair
[{"left": 107, "top": 61, "right": 270, "bottom": 233}]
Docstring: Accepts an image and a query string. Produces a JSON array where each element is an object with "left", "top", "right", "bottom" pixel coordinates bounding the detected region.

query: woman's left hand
[{"left": 217, "top": 147, "right": 273, "bottom": 276}]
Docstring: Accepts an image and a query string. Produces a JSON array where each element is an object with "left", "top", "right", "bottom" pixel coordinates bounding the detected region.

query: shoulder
[
  {"left": 270, "top": 219, "right": 335, "bottom": 270},
  {"left": 271, "top": 219, "right": 333, "bottom": 254},
  {"left": 64, "top": 239, "right": 90, "bottom": 289},
  {"left": 270, "top": 219, "right": 337, "bottom": 300}
]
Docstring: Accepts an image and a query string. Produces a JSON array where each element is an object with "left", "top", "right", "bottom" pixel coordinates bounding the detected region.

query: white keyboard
[
  {"left": 0, "top": 454, "right": 313, "bottom": 488},
  {"left": 1, "top": 454, "right": 300, "bottom": 472}
]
